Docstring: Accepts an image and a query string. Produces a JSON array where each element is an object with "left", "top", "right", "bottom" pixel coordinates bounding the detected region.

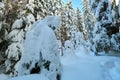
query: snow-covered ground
[
  {"left": 61, "top": 53, "right": 120, "bottom": 80},
  {"left": 7, "top": 74, "right": 49, "bottom": 80},
  {"left": 61, "top": 46, "right": 120, "bottom": 80},
  {"left": 0, "top": 50, "right": 120, "bottom": 80}
]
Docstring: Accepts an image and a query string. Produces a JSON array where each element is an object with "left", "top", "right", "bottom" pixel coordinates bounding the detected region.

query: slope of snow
[
  {"left": 0, "top": 74, "right": 9, "bottom": 80},
  {"left": 7, "top": 74, "right": 49, "bottom": 80},
  {"left": 61, "top": 52, "right": 120, "bottom": 80},
  {"left": 1, "top": 50, "right": 120, "bottom": 80}
]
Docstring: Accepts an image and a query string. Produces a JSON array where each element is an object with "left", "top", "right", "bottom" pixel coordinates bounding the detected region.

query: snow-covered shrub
[
  {"left": 14, "top": 16, "right": 62, "bottom": 80},
  {"left": 63, "top": 40, "right": 74, "bottom": 55},
  {"left": 63, "top": 24, "right": 88, "bottom": 56}
]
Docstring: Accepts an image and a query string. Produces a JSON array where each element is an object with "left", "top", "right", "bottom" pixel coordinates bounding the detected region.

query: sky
[{"left": 62, "top": 0, "right": 82, "bottom": 10}]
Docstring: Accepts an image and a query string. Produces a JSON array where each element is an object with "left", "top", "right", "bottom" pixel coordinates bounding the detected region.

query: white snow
[
  {"left": 25, "top": 13, "right": 35, "bottom": 31},
  {"left": 115, "top": 0, "right": 119, "bottom": 5},
  {"left": 109, "top": 62, "right": 120, "bottom": 80},
  {"left": 0, "top": 74, "right": 9, "bottom": 80},
  {"left": 2, "top": 52, "right": 120, "bottom": 80},
  {"left": 25, "top": 1, "right": 35, "bottom": 13},
  {"left": 0, "top": 2, "right": 4, "bottom": 9},
  {"left": 7, "top": 74, "right": 49, "bottom": 80},
  {"left": 26, "top": 13, "right": 35, "bottom": 25},
  {"left": 61, "top": 52, "right": 120, "bottom": 80},
  {"left": 11, "top": 19, "right": 23, "bottom": 30},
  {"left": 14, "top": 16, "right": 61, "bottom": 80},
  {"left": 44, "top": 16, "right": 61, "bottom": 32},
  {"left": 7, "top": 29, "right": 24, "bottom": 42}
]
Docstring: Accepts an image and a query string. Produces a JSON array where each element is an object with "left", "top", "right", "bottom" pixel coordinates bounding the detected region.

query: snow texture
[
  {"left": 0, "top": 74, "right": 9, "bottom": 80},
  {"left": 15, "top": 16, "right": 62, "bottom": 80},
  {"left": 25, "top": 0, "right": 35, "bottom": 13},
  {"left": 61, "top": 51, "right": 120, "bottom": 80},
  {"left": 11, "top": 19, "right": 23, "bottom": 30},
  {"left": 1, "top": 43, "right": 120, "bottom": 80},
  {"left": 7, "top": 74, "right": 49, "bottom": 80}
]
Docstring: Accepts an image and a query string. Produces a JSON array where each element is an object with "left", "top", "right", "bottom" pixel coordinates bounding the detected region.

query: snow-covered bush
[
  {"left": 14, "top": 16, "right": 62, "bottom": 80},
  {"left": 63, "top": 25, "right": 88, "bottom": 56}
]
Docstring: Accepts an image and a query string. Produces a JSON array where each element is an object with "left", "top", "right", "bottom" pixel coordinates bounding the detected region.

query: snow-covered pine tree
[
  {"left": 65, "top": 1, "right": 79, "bottom": 49},
  {"left": 0, "top": 22, "right": 9, "bottom": 69},
  {"left": 82, "top": 0, "right": 96, "bottom": 40},
  {"left": 0, "top": 2, "right": 17, "bottom": 74},
  {"left": 3, "top": 0, "right": 63, "bottom": 77},
  {"left": 4, "top": 0, "right": 36, "bottom": 75},
  {"left": 111, "top": 0, "right": 119, "bottom": 19},
  {"left": 57, "top": 1, "right": 79, "bottom": 56},
  {"left": 75, "top": 8, "right": 83, "bottom": 32},
  {"left": 109, "top": 0, "right": 120, "bottom": 52},
  {"left": 92, "top": 22, "right": 110, "bottom": 54},
  {"left": 75, "top": 8, "right": 87, "bottom": 40},
  {"left": 32, "top": 0, "right": 63, "bottom": 20},
  {"left": 5, "top": 13, "right": 35, "bottom": 75},
  {"left": 89, "top": 0, "right": 111, "bottom": 54},
  {"left": 89, "top": 0, "right": 120, "bottom": 54}
]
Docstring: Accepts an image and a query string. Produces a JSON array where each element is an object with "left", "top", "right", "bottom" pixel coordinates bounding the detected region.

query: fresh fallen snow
[
  {"left": 0, "top": 74, "right": 9, "bottom": 80},
  {"left": 1, "top": 52, "right": 120, "bottom": 80},
  {"left": 1, "top": 42, "right": 120, "bottom": 80},
  {"left": 0, "top": 74, "right": 49, "bottom": 80},
  {"left": 61, "top": 52, "right": 120, "bottom": 80},
  {"left": 7, "top": 74, "right": 49, "bottom": 80}
]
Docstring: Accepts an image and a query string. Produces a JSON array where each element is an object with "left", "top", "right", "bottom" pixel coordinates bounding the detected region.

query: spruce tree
[
  {"left": 89, "top": 0, "right": 120, "bottom": 54},
  {"left": 3, "top": 0, "right": 63, "bottom": 77},
  {"left": 82, "top": 0, "right": 96, "bottom": 40}
]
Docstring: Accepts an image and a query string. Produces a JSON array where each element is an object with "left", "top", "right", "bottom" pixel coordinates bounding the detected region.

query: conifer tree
[
  {"left": 89, "top": 0, "right": 120, "bottom": 54},
  {"left": 76, "top": 8, "right": 83, "bottom": 32},
  {"left": 82, "top": 0, "right": 96, "bottom": 40},
  {"left": 3, "top": 0, "right": 63, "bottom": 76}
]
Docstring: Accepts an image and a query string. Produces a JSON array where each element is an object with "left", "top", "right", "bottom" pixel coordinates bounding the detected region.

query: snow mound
[{"left": 14, "top": 16, "right": 61, "bottom": 80}]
